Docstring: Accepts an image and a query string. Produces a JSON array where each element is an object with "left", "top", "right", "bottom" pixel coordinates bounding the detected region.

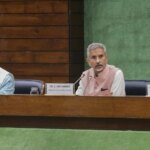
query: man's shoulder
[
  {"left": 0, "top": 67, "right": 10, "bottom": 83},
  {"left": 108, "top": 65, "right": 122, "bottom": 72},
  {"left": 0, "top": 67, "right": 9, "bottom": 74},
  {"left": 108, "top": 65, "right": 124, "bottom": 79}
]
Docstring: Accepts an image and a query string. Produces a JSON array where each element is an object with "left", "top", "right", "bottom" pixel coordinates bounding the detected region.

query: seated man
[
  {"left": 0, "top": 67, "right": 15, "bottom": 94},
  {"left": 76, "top": 42, "right": 126, "bottom": 96}
]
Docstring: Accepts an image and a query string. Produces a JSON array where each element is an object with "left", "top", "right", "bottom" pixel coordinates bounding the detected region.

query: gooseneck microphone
[
  {"left": 73, "top": 74, "right": 85, "bottom": 87},
  {"left": 73, "top": 74, "right": 85, "bottom": 94}
]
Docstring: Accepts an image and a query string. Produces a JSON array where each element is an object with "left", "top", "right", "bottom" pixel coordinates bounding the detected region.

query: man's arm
[
  {"left": 0, "top": 73, "right": 15, "bottom": 95},
  {"left": 111, "top": 70, "right": 126, "bottom": 96},
  {"left": 75, "top": 80, "right": 84, "bottom": 96}
]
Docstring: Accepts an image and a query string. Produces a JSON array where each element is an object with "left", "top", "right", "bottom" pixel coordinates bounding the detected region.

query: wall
[
  {"left": 84, "top": 0, "right": 150, "bottom": 80},
  {"left": 0, "top": 0, "right": 69, "bottom": 83}
]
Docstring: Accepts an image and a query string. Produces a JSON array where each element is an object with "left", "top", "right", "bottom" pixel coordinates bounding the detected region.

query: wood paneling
[
  {"left": 2, "top": 64, "right": 68, "bottom": 76},
  {"left": 0, "top": 14, "right": 68, "bottom": 26},
  {"left": 0, "top": 39, "right": 68, "bottom": 51},
  {"left": 0, "top": 0, "right": 69, "bottom": 84},
  {"left": 0, "top": 0, "right": 84, "bottom": 84},
  {"left": 0, "top": 27, "right": 68, "bottom": 38},
  {"left": 0, "top": 1, "right": 68, "bottom": 13},
  {"left": 0, "top": 52, "right": 68, "bottom": 63},
  {"left": 15, "top": 76, "right": 69, "bottom": 83}
]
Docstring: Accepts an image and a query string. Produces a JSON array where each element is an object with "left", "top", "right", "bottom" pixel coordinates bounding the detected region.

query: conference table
[{"left": 0, "top": 95, "right": 150, "bottom": 130}]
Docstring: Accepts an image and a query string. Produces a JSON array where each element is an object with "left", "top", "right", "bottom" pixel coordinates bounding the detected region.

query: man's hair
[{"left": 87, "top": 42, "right": 106, "bottom": 57}]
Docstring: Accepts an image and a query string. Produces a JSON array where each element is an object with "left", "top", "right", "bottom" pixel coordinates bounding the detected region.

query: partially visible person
[
  {"left": 0, "top": 67, "right": 15, "bottom": 94},
  {"left": 76, "top": 42, "right": 126, "bottom": 96}
]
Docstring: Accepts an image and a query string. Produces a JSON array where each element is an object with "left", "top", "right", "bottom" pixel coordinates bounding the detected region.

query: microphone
[
  {"left": 73, "top": 74, "right": 85, "bottom": 94},
  {"left": 73, "top": 74, "right": 85, "bottom": 87}
]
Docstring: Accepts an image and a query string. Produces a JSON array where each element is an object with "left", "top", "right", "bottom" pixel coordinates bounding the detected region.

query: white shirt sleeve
[
  {"left": 0, "top": 73, "right": 15, "bottom": 95},
  {"left": 111, "top": 70, "right": 126, "bottom": 96},
  {"left": 75, "top": 80, "right": 84, "bottom": 96}
]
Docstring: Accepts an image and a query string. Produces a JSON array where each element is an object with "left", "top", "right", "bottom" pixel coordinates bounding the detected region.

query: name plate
[{"left": 45, "top": 83, "right": 74, "bottom": 95}]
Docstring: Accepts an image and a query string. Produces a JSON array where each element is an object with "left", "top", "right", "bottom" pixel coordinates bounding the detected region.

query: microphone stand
[{"left": 73, "top": 74, "right": 85, "bottom": 95}]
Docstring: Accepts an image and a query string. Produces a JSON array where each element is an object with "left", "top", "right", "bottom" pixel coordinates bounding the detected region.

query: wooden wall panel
[
  {"left": 0, "top": 1, "right": 68, "bottom": 13},
  {"left": 0, "top": 39, "right": 68, "bottom": 51},
  {"left": 0, "top": 14, "right": 68, "bottom": 26},
  {"left": 0, "top": 52, "right": 68, "bottom": 63},
  {"left": 0, "top": 0, "right": 84, "bottom": 84},
  {"left": 2, "top": 64, "right": 68, "bottom": 76},
  {"left": 0, "top": 0, "right": 69, "bottom": 83},
  {"left": 16, "top": 76, "right": 69, "bottom": 83},
  {"left": 0, "top": 27, "right": 68, "bottom": 38}
]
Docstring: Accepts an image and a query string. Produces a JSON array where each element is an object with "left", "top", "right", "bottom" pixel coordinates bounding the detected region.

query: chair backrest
[
  {"left": 125, "top": 80, "right": 147, "bottom": 96},
  {"left": 14, "top": 79, "right": 44, "bottom": 94}
]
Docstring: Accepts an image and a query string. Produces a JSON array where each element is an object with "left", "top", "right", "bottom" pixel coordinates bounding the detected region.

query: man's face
[{"left": 87, "top": 48, "right": 108, "bottom": 76}]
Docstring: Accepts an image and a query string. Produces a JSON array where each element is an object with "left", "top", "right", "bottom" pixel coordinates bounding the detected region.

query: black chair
[
  {"left": 14, "top": 79, "right": 44, "bottom": 94},
  {"left": 125, "top": 80, "right": 147, "bottom": 96}
]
